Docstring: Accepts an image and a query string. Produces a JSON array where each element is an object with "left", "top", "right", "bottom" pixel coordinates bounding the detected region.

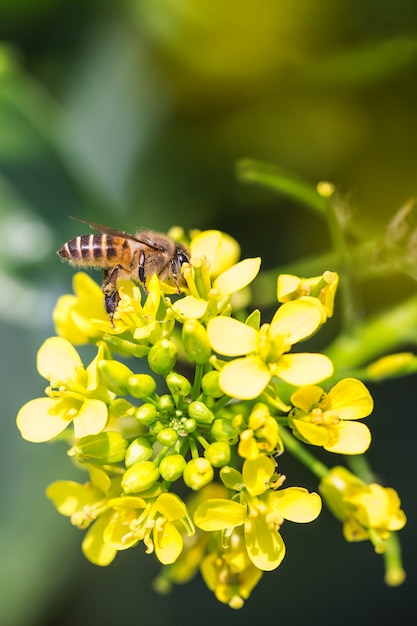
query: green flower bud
[
  {"left": 125, "top": 436, "right": 153, "bottom": 467},
  {"left": 188, "top": 401, "right": 214, "bottom": 425},
  {"left": 159, "top": 454, "right": 186, "bottom": 481},
  {"left": 148, "top": 339, "right": 178, "bottom": 375},
  {"left": 158, "top": 395, "right": 175, "bottom": 413},
  {"left": 68, "top": 431, "right": 128, "bottom": 464},
  {"left": 121, "top": 460, "right": 160, "bottom": 493},
  {"left": 183, "top": 458, "right": 214, "bottom": 491},
  {"left": 149, "top": 421, "right": 164, "bottom": 436},
  {"left": 204, "top": 441, "right": 231, "bottom": 467},
  {"left": 182, "top": 418, "right": 196, "bottom": 433},
  {"left": 135, "top": 402, "right": 157, "bottom": 425},
  {"left": 157, "top": 427, "right": 178, "bottom": 447},
  {"left": 182, "top": 319, "right": 212, "bottom": 364},
  {"left": 166, "top": 372, "right": 192, "bottom": 397},
  {"left": 98, "top": 359, "right": 134, "bottom": 395},
  {"left": 211, "top": 417, "right": 237, "bottom": 443},
  {"left": 201, "top": 370, "right": 223, "bottom": 398},
  {"left": 127, "top": 374, "right": 156, "bottom": 398}
]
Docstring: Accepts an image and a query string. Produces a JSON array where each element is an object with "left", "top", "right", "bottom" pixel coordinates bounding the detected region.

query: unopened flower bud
[
  {"left": 201, "top": 370, "right": 223, "bottom": 398},
  {"left": 204, "top": 441, "right": 231, "bottom": 467},
  {"left": 159, "top": 454, "right": 186, "bottom": 481},
  {"left": 121, "top": 460, "right": 160, "bottom": 493},
  {"left": 183, "top": 418, "right": 196, "bottom": 433},
  {"left": 158, "top": 395, "right": 175, "bottom": 413},
  {"left": 188, "top": 401, "right": 214, "bottom": 425},
  {"left": 211, "top": 417, "right": 237, "bottom": 443},
  {"left": 183, "top": 457, "right": 214, "bottom": 491},
  {"left": 135, "top": 402, "right": 157, "bottom": 425},
  {"left": 157, "top": 427, "right": 178, "bottom": 447},
  {"left": 125, "top": 436, "right": 154, "bottom": 467},
  {"left": 98, "top": 359, "right": 134, "bottom": 395},
  {"left": 68, "top": 431, "right": 128, "bottom": 464},
  {"left": 166, "top": 372, "right": 192, "bottom": 397},
  {"left": 182, "top": 319, "right": 212, "bottom": 364},
  {"left": 148, "top": 339, "right": 178, "bottom": 375},
  {"left": 127, "top": 374, "right": 156, "bottom": 398}
]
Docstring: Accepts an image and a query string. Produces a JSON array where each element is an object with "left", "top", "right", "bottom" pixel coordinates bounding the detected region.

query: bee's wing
[{"left": 68, "top": 216, "right": 151, "bottom": 245}]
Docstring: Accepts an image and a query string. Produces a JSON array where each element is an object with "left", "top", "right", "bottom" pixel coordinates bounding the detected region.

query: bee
[{"left": 57, "top": 218, "right": 190, "bottom": 323}]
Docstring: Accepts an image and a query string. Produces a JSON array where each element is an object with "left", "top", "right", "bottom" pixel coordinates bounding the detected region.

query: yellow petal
[
  {"left": 324, "top": 421, "right": 371, "bottom": 454},
  {"left": 37, "top": 336, "right": 83, "bottom": 381},
  {"left": 245, "top": 515, "right": 286, "bottom": 571},
  {"left": 154, "top": 520, "right": 184, "bottom": 564},
  {"left": 277, "top": 353, "right": 333, "bottom": 386},
  {"left": 194, "top": 499, "right": 247, "bottom": 531},
  {"left": 242, "top": 456, "right": 275, "bottom": 497},
  {"left": 46, "top": 480, "right": 101, "bottom": 516},
  {"left": 16, "top": 397, "right": 70, "bottom": 442},
  {"left": 82, "top": 511, "right": 117, "bottom": 566},
  {"left": 219, "top": 357, "right": 271, "bottom": 400},
  {"left": 327, "top": 378, "right": 374, "bottom": 419},
  {"left": 267, "top": 488, "right": 322, "bottom": 522},
  {"left": 213, "top": 257, "right": 261, "bottom": 295},
  {"left": 292, "top": 419, "right": 329, "bottom": 446},
  {"left": 190, "top": 230, "right": 240, "bottom": 277},
  {"left": 172, "top": 296, "right": 208, "bottom": 320},
  {"left": 156, "top": 493, "right": 187, "bottom": 521},
  {"left": 207, "top": 317, "right": 258, "bottom": 356},
  {"left": 73, "top": 399, "right": 108, "bottom": 439},
  {"left": 277, "top": 274, "right": 301, "bottom": 301},
  {"left": 270, "top": 300, "right": 322, "bottom": 344}
]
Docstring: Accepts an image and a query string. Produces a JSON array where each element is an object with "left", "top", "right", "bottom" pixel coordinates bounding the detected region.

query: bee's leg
[
  {"left": 102, "top": 265, "right": 122, "bottom": 325},
  {"left": 170, "top": 258, "right": 181, "bottom": 293},
  {"left": 137, "top": 249, "right": 148, "bottom": 292}
]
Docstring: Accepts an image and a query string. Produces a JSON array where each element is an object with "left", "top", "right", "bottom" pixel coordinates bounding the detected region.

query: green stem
[
  {"left": 383, "top": 533, "right": 406, "bottom": 587},
  {"left": 325, "top": 292, "right": 417, "bottom": 379},
  {"left": 236, "top": 159, "right": 329, "bottom": 216},
  {"left": 346, "top": 454, "right": 376, "bottom": 484},
  {"left": 279, "top": 427, "right": 329, "bottom": 479},
  {"left": 191, "top": 363, "right": 205, "bottom": 401}
]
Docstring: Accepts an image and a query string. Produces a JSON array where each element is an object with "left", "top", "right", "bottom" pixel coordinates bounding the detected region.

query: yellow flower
[
  {"left": 16, "top": 337, "right": 111, "bottom": 442},
  {"left": 277, "top": 271, "right": 339, "bottom": 322},
  {"left": 238, "top": 403, "right": 283, "bottom": 460},
  {"left": 53, "top": 272, "right": 109, "bottom": 344},
  {"left": 320, "top": 466, "right": 407, "bottom": 553},
  {"left": 154, "top": 484, "right": 228, "bottom": 590},
  {"left": 46, "top": 465, "right": 121, "bottom": 566},
  {"left": 104, "top": 492, "right": 194, "bottom": 565},
  {"left": 207, "top": 300, "right": 334, "bottom": 400},
  {"left": 289, "top": 378, "right": 373, "bottom": 454},
  {"left": 172, "top": 229, "right": 261, "bottom": 321},
  {"left": 194, "top": 456, "right": 322, "bottom": 572},
  {"left": 200, "top": 527, "right": 263, "bottom": 609}
]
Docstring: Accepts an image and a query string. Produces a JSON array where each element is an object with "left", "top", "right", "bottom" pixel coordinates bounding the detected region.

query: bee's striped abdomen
[{"left": 57, "top": 234, "right": 132, "bottom": 268}]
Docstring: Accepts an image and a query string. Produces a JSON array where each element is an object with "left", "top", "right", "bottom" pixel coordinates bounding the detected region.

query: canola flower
[{"left": 16, "top": 227, "right": 407, "bottom": 607}]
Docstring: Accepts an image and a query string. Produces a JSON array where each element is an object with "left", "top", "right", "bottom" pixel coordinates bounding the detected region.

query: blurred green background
[{"left": 1, "top": 1, "right": 417, "bottom": 624}]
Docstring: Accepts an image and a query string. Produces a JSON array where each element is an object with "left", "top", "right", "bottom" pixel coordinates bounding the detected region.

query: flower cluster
[{"left": 16, "top": 228, "right": 406, "bottom": 607}]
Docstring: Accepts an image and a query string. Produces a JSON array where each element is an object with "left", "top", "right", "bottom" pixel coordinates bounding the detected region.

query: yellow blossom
[
  {"left": 277, "top": 271, "right": 339, "bottom": 322},
  {"left": 320, "top": 466, "right": 406, "bottom": 553},
  {"left": 200, "top": 528, "right": 263, "bottom": 609},
  {"left": 104, "top": 492, "right": 194, "bottom": 565},
  {"left": 207, "top": 300, "right": 333, "bottom": 400},
  {"left": 194, "top": 456, "right": 322, "bottom": 572},
  {"left": 289, "top": 378, "right": 373, "bottom": 454},
  {"left": 16, "top": 337, "right": 112, "bottom": 442},
  {"left": 53, "top": 272, "right": 109, "bottom": 344},
  {"left": 46, "top": 465, "right": 122, "bottom": 566},
  {"left": 238, "top": 403, "right": 283, "bottom": 459}
]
